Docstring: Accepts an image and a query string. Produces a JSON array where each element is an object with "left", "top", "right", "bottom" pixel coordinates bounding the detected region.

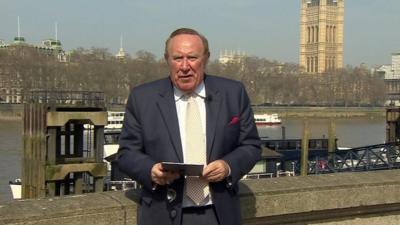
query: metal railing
[
  {"left": 309, "top": 142, "right": 400, "bottom": 174},
  {"left": 26, "top": 90, "right": 105, "bottom": 107}
]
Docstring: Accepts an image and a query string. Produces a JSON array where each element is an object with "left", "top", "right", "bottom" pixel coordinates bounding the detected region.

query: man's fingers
[
  {"left": 151, "top": 163, "right": 180, "bottom": 185},
  {"left": 202, "top": 160, "right": 229, "bottom": 182}
]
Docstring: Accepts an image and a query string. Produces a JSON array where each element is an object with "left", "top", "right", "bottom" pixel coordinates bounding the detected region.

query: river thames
[{"left": 0, "top": 117, "right": 386, "bottom": 203}]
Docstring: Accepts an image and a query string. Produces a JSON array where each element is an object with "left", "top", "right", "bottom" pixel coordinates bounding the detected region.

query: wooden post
[
  {"left": 328, "top": 119, "right": 336, "bottom": 165},
  {"left": 22, "top": 104, "right": 47, "bottom": 199},
  {"left": 300, "top": 120, "right": 309, "bottom": 176}
]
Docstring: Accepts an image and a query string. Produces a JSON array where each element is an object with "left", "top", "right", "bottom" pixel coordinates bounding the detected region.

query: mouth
[{"left": 178, "top": 74, "right": 194, "bottom": 79}]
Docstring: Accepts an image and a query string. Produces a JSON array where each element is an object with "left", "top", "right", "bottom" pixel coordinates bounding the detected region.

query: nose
[{"left": 180, "top": 58, "right": 190, "bottom": 71}]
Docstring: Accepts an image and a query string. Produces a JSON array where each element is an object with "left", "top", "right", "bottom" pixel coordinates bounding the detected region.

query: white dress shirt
[{"left": 174, "top": 81, "right": 212, "bottom": 207}]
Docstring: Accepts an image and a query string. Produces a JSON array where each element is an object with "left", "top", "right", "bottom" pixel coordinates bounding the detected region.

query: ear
[{"left": 164, "top": 53, "right": 169, "bottom": 64}]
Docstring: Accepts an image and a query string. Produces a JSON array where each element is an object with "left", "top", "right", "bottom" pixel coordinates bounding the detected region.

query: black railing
[
  {"left": 26, "top": 90, "right": 105, "bottom": 107},
  {"left": 309, "top": 142, "right": 400, "bottom": 174}
]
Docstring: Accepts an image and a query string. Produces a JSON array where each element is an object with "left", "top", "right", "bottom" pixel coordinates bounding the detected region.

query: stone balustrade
[{"left": 2, "top": 170, "right": 400, "bottom": 225}]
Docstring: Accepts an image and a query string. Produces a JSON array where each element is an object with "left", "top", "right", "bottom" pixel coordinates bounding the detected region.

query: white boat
[
  {"left": 104, "top": 129, "right": 120, "bottom": 171},
  {"left": 83, "top": 111, "right": 125, "bottom": 130},
  {"left": 103, "top": 112, "right": 124, "bottom": 171},
  {"left": 9, "top": 178, "right": 21, "bottom": 199},
  {"left": 105, "top": 111, "right": 125, "bottom": 130},
  {"left": 254, "top": 113, "right": 281, "bottom": 126}
]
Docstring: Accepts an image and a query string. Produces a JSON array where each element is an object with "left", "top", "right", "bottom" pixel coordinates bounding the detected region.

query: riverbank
[
  {"left": 253, "top": 106, "right": 386, "bottom": 119},
  {"left": 112, "top": 105, "right": 386, "bottom": 119},
  {"left": 0, "top": 104, "right": 387, "bottom": 120}
]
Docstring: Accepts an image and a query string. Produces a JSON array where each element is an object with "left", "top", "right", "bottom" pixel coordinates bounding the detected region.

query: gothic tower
[{"left": 299, "top": 0, "right": 344, "bottom": 74}]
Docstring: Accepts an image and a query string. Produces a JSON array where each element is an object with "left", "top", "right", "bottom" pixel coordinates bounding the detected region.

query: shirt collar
[{"left": 174, "top": 81, "right": 206, "bottom": 102}]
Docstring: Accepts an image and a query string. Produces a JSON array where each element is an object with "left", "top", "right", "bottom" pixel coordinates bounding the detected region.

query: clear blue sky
[{"left": 1, "top": 0, "right": 399, "bottom": 67}]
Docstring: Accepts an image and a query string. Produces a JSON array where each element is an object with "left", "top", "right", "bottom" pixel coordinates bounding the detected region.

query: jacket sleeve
[
  {"left": 221, "top": 83, "right": 262, "bottom": 185},
  {"left": 116, "top": 90, "right": 156, "bottom": 191}
]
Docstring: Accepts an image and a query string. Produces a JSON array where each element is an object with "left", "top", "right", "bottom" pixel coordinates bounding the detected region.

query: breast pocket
[{"left": 223, "top": 123, "right": 240, "bottom": 147}]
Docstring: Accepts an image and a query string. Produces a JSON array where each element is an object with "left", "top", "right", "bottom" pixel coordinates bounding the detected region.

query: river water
[{"left": 0, "top": 117, "right": 386, "bottom": 203}]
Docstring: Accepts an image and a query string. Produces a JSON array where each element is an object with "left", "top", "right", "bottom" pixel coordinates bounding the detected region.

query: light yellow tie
[{"left": 185, "top": 95, "right": 209, "bottom": 205}]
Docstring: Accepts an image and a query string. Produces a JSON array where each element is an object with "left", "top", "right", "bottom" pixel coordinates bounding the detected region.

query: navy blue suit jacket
[{"left": 117, "top": 75, "right": 261, "bottom": 225}]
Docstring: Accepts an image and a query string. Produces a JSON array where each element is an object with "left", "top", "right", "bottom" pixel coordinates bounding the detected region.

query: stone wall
[
  {"left": 1, "top": 170, "right": 400, "bottom": 224},
  {"left": 0, "top": 104, "right": 23, "bottom": 120}
]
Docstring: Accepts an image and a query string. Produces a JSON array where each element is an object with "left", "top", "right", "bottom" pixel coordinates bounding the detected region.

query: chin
[{"left": 177, "top": 84, "right": 196, "bottom": 93}]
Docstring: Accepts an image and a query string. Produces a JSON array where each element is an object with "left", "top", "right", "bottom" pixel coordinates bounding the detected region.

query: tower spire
[
  {"left": 17, "top": 16, "right": 20, "bottom": 38},
  {"left": 116, "top": 33, "right": 126, "bottom": 61},
  {"left": 55, "top": 22, "right": 58, "bottom": 41},
  {"left": 14, "top": 16, "right": 25, "bottom": 44},
  {"left": 120, "top": 34, "right": 123, "bottom": 49}
]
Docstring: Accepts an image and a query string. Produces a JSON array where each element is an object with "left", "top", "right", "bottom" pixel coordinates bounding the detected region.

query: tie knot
[{"left": 186, "top": 94, "right": 196, "bottom": 102}]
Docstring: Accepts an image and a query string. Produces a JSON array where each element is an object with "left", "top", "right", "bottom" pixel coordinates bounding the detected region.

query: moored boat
[
  {"left": 106, "top": 111, "right": 124, "bottom": 130},
  {"left": 254, "top": 113, "right": 281, "bottom": 126},
  {"left": 9, "top": 178, "right": 21, "bottom": 199}
]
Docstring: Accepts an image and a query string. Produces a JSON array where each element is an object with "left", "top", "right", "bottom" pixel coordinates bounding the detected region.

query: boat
[
  {"left": 254, "top": 113, "right": 281, "bottom": 126},
  {"left": 104, "top": 129, "right": 121, "bottom": 171},
  {"left": 9, "top": 178, "right": 21, "bottom": 199},
  {"left": 105, "top": 111, "right": 124, "bottom": 130},
  {"left": 83, "top": 111, "right": 125, "bottom": 131}
]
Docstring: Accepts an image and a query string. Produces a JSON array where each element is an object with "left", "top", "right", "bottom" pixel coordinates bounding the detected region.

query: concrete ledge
[
  {"left": 47, "top": 111, "right": 107, "bottom": 126},
  {"left": 2, "top": 170, "right": 400, "bottom": 224}
]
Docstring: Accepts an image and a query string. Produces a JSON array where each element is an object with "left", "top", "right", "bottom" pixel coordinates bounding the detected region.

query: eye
[
  {"left": 188, "top": 56, "right": 198, "bottom": 61},
  {"left": 172, "top": 56, "right": 183, "bottom": 62}
]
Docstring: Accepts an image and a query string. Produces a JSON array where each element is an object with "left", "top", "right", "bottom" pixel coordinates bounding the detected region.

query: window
[
  {"left": 310, "top": 57, "right": 314, "bottom": 73},
  {"left": 311, "top": 27, "right": 314, "bottom": 43},
  {"left": 333, "top": 26, "right": 336, "bottom": 43},
  {"left": 307, "top": 0, "right": 320, "bottom": 7},
  {"left": 326, "top": 25, "right": 329, "bottom": 42},
  {"left": 327, "top": 0, "right": 338, "bottom": 6}
]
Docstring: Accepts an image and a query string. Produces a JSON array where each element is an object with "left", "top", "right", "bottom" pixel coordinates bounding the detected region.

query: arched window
[
  {"left": 310, "top": 57, "right": 314, "bottom": 73},
  {"left": 328, "top": 26, "right": 331, "bottom": 42},
  {"left": 326, "top": 57, "right": 330, "bottom": 70},
  {"left": 333, "top": 26, "right": 336, "bottom": 43},
  {"left": 316, "top": 26, "right": 319, "bottom": 42},
  {"left": 307, "top": 27, "right": 311, "bottom": 43},
  {"left": 307, "top": 57, "right": 310, "bottom": 73},
  {"left": 311, "top": 27, "right": 314, "bottom": 43},
  {"left": 314, "top": 56, "right": 318, "bottom": 73},
  {"left": 326, "top": 25, "right": 329, "bottom": 42}
]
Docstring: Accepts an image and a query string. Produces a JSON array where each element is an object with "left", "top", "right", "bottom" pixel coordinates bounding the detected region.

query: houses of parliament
[{"left": 299, "top": 0, "right": 344, "bottom": 74}]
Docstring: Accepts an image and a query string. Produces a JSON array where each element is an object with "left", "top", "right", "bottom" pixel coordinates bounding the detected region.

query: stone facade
[{"left": 299, "top": 0, "right": 344, "bottom": 74}]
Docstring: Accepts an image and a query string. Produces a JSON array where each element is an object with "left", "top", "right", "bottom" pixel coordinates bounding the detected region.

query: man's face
[{"left": 166, "top": 34, "right": 208, "bottom": 93}]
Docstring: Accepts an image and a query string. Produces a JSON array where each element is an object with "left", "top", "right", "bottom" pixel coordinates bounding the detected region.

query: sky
[{"left": 0, "top": 0, "right": 399, "bottom": 67}]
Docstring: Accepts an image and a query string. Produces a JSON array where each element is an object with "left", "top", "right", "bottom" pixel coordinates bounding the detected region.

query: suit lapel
[
  {"left": 156, "top": 79, "right": 184, "bottom": 162},
  {"left": 205, "top": 77, "right": 222, "bottom": 161}
]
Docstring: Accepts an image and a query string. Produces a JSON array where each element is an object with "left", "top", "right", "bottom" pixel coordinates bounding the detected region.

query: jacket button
[{"left": 170, "top": 209, "right": 177, "bottom": 218}]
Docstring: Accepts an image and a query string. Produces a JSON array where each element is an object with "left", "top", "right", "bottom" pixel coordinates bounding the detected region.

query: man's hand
[
  {"left": 202, "top": 160, "right": 230, "bottom": 182},
  {"left": 151, "top": 163, "right": 180, "bottom": 186}
]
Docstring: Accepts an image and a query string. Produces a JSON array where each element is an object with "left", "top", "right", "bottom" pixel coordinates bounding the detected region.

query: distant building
[
  {"left": 0, "top": 34, "right": 68, "bottom": 103},
  {"left": 0, "top": 39, "right": 8, "bottom": 48},
  {"left": 115, "top": 35, "right": 126, "bottom": 61},
  {"left": 378, "top": 52, "right": 400, "bottom": 105},
  {"left": 218, "top": 49, "right": 246, "bottom": 64},
  {"left": 392, "top": 52, "right": 400, "bottom": 76},
  {"left": 376, "top": 65, "right": 393, "bottom": 79},
  {"left": 299, "top": 0, "right": 344, "bottom": 74},
  {"left": 377, "top": 52, "right": 400, "bottom": 79}
]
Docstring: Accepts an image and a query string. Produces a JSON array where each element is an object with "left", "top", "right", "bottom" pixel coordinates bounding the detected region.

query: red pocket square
[{"left": 228, "top": 116, "right": 240, "bottom": 125}]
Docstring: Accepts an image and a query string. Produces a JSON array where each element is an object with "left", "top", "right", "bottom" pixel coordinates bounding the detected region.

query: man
[{"left": 117, "top": 28, "right": 261, "bottom": 225}]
